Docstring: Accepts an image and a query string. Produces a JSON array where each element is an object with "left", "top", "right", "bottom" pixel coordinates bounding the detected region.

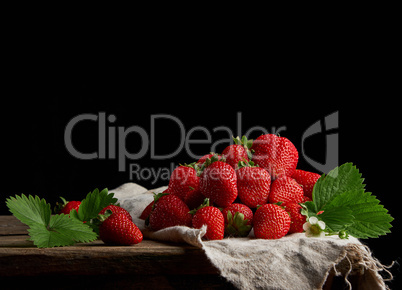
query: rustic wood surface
[
  {"left": 0, "top": 215, "right": 235, "bottom": 289},
  {"left": 0, "top": 215, "right": 357, "bottom": 289}
]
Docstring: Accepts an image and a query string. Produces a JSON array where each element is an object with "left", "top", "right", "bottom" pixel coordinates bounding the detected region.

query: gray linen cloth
[{"left": 112, "top": 182, "right": 391, "bottom": 290}]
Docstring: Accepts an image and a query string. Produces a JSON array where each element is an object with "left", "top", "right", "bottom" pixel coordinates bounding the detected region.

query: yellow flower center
[{"left": 310, "top": 224, "right": 321, "bottom": 235}]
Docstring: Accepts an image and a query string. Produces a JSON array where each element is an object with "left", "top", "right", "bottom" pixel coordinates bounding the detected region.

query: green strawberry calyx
[
  {"left": 54, "top": 196, "right": 69, "bottom": 213},
  {"left": 225, "top": 210, "right": 252, "bottom": 237},
  {"left": 189, "top": 198, "right": 210, "bottom": 215},
  {"left": 233, "top": 135, "right": 254, "bottom": 160},
  {"left": 195, "top": 153, "right": 226, "bottom": 176},
  {"left": 97, "top": 209, "right": 114, "bottom": 223},
  {"left": 237, "top": 159, "right": 259, "bottom": 169}
]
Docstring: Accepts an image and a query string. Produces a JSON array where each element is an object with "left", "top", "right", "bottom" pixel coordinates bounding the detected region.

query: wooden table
[
  {"left": 1, "top": 215, "right": 358, "bottom": 289},
  {"left": 0, "top": 215, "right": 235, "bottom": 289}
]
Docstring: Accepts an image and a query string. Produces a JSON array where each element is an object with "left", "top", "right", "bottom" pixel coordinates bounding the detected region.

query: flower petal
[
  {"left": 318, "top": 221, "right": 326, "bottom": 230},
  {"left": 305, "top": 230, "right": 313, "bottom": 237},
  {"left": 309, "top": 217, "right": 318, "bottom": 224},
  {"left": 303, "top": 222, "right": 311, "bottom": 231}
]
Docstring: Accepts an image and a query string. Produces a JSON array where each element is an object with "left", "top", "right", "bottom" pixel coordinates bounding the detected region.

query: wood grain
[
  {"left": 0, "top": 216, "right": 218, "bottom": 277},
  {"left": 0, "top": 215, "right": 234, "bottom": 289},
  {"left": 0, "top": 215, "right": 29, "bottom": 235},
  {"left": 0, "top": 216, "right": 350, "bottom": 289}
]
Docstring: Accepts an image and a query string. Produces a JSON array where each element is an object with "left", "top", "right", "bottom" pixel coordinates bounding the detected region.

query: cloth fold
[{"left": 112, "top": 182, "right": 390, "bottom": 289}]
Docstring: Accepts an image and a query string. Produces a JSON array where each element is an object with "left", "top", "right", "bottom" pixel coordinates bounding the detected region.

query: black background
[{"left": 1, "top": 23, "right": 401, "bottom": 287}]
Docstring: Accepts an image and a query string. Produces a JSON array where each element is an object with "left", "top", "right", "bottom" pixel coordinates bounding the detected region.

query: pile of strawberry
[{"left": 140, "top": 134, "right": 321, "bottom": 240}]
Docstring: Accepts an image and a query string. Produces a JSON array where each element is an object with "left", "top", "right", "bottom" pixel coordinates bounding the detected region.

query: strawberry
[
  {"left": 55, "top": 197, "right": 81, "bottom": 215},
  {"left": 222, "top": 136, "right": 252, "bottom": 169},
  {"left": 268, "top": 176, "right": 304, "bottom": 204},
  {"left": 236, "top": 161, "right": 271, "bottom": 208},
  {"left": 140, "top": 189, "right": 169, "bottom": 222},
  {"left": 167, "top": 165, "right": 204, "bottom": 209},
  {"left": 251, "top": 134, "right": 298, "bottom": 180},
  {"left": 99, "top": 204, "right": 132, "bottom": 221},
  {"left": 222, "top": 144, "right": 248, "bottom": 169},
  {"left": 253, "top": 203, "right": 291, "bottom": 239},
  {"left": 148, "top": 193, "right": 192, "bottom": 231},
  {"left": 99, "top": 211, "right": 143, "bottom": 245},
  {"left": 281, "top": 202, "right": 306, "bottom": 234},
  {"left": 292, "top": 169, "right": 321, "bottom": 199},
  {"left": 183, "top": 189, "right": 206, "bottom": 210},
  {"left": 139, "top": 200, "right": 154, "bottom": 220},
  {"left": 191, "top": 199, "right": 224, "bottom": 240},
  {"left": 199, "top": 158, "right": 238, "bottom": 208},
  {"left": 222, "top": 203, "right": 253, "bottom": 237}
]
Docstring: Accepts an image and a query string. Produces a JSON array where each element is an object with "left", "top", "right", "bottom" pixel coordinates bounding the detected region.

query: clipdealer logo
[{"left": 64, "top": 111, "right": 339, "bottom": 183}]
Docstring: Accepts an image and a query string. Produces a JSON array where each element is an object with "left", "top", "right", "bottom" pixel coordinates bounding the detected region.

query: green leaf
[
  {"left": 6, "top": 194, "right": 51, "bottom": 227},
  {"left": 303, "top": 163, "right": 393, "bottom": 239},
  {"left": 6, "top": 194, "right": 97, "bottom": 248},
  {"left": 327, "top": 190, "right": 393, "bottom": 238},
  {"left": 312, "top": 163, "right": 365, "bottom": 212},
  {"left": 318, "top": 206, "right": 354, "bottom": 232},
  {"left": 28, "top": 214, "right": 97, "bottom": 248},
  {"left": 76, "top": 188, "right": 118, "bottom": 222}
]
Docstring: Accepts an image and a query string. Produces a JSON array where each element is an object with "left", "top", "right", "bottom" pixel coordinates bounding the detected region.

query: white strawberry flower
[{"left": 303, "top": 216, "right": 326, "bottom": 238}]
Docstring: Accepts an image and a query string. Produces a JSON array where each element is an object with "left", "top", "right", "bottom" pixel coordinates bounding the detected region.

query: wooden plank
[
  {"left": 0, "top": 215, "right": 29, "bottom": 236},
  {"left": 0, "top": 274, "right": 236, "bottom": 289},
  {"left": 0, "top": 238, "right": 219, "bottom": 276},
  {"left": 0, "top": 216, "right": 220, "bottom": 278}
]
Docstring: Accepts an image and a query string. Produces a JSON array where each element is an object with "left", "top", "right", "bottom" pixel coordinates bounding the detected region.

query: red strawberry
[
  {"left": 149, "top": 194, "right": 192, "bottom": 231},
  {"left": 281, "top": 202, "right": 306, "bottom": 234},
  {"left": 168, "top": 165, "right": 199, "bottom": 200},
  {"left": 252, "top": 134, "right": 298, "bottom": 180},
  {"left": 222, "top": 203, "right": 253, "bottom": 237},
  {"left": 253, "top": 203, "right": 291, "bottom": 239},
  {"left": 222, "top": 136, "right": 252, "bottom": 169},
  {"left": 199, "top": 159, "right": 238, "bottom": 208},
  {"left": 268, "top": 176, "right": 304, "bottom": 204},
  {"left": 139, "top": 200, "right": 154, "bottom": 220},
  {"left": 183, "top": 189, "right": 206, "bottom": 210},
  {"left": 55, "top": 197, "right": 81, "bottom": 215},
  {"left": 99, "top": 211, "right": 143, "bottom": 245},
  {"left": 99, "top": 204, "right": 132, "bottom": 221},
  {"left": 291, "top": 169, "right": 321, "bottom": 199},
  {"left": 167, "top": 165, "right": 204, "bottom": 209},
  {"left": 222, "top": 144, "right": 248, "bottom": 169},
  {"left": 236, "top": 161, "right": 271, "bottom": 208},
  {"left": 139, "top": 190, "right": 169, "bottom": 222},
  {"left": 191, "top": 199, "right": 225, "bottom": 240}
]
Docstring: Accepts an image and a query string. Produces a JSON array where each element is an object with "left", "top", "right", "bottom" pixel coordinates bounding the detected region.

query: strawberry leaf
[
  {"left": 6, "top": 194, "right": 97, "bottom": 248},
  {"left": 6, "top": 194, "right": 51, "bottom": 227},
  {"left": 74, "top": 188, "right": 118, "bottom": 223},
  {"left": 317, "top": 204, "right": 354, "bottom": 232},
  {"left": 312, "top": 163, "right": 365, "bottom": 212},
  {"left": 28, "top": 214, "right": 97, "bottom": 248},
  {"left": 302, "top": 163, "right": 393, "bottom": 239},
  {"left": 323, "top": 189, "right": 393, "bottom": 238}
]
